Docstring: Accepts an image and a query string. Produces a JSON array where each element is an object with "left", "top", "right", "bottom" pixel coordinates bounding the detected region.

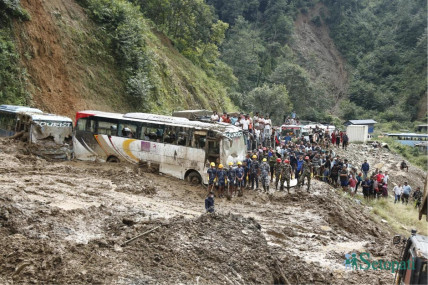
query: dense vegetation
[
  {"left": 323, "top": 0, "right": 427, "bottom": 121},
  {"left": 76, "top": 0, "right": 233, "bottom": 113},
  {"left": 0, "top": 0, "right": 29, "bottom": 105}
]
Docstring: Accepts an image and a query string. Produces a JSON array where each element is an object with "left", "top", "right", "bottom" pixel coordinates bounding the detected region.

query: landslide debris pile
[{"left": 0, "top": 211, "right": 286, "bottom": 284}]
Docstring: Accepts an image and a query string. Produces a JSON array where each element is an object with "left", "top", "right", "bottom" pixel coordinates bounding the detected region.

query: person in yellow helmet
[
  {"left": 227, "top": 162, "right": 236, "bottom": 198},
  {"left": 207, "top": 162, "right": 217, "bottom": 193},
  {"left": 236, "top": 161, "right": 245, "bottom": 196},
  {"left": 217, "top": 163, "right": 228, "bottom": 198},
  {"left": 249, "top": 154, "right": 260, "bottom": 190}
]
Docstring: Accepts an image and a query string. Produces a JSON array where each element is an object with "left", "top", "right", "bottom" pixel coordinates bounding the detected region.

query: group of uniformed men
[{"left": 207, "top": 152, "right": 313, "bottom": 198}]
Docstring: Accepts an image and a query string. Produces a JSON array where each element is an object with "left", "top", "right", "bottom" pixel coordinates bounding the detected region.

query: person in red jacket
[{"left": 331, "top": 132, "right": 336, "bottom": 145}]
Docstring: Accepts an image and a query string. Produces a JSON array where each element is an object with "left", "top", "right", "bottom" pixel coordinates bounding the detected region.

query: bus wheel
[
  {"left": 107, "top": 156, "right": 119, "bottom": 163},
  {"left": 187, "top": 172, "right": 202, "bottom": 185}
]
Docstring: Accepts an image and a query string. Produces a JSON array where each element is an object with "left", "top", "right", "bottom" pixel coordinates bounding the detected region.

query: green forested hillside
[
  {"left": 323, "top": 0, "right": 427, "bottom": 121},
  {"left": 0, "top": 0, "right": 426, "bottom": 124},
  {"left": 0, "top": 1, "right": 29, "bottom": 105}
]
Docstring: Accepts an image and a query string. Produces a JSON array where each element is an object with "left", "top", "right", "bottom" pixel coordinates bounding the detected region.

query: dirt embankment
[
  {"left": 13, "top": 0, "right": 126, "bottom": 120},
  {"left": 292, "top": 3, "right": 348, "bottom": 112},
  {"left": 1, "top": 139, "right": 424, "bottom": 284}
]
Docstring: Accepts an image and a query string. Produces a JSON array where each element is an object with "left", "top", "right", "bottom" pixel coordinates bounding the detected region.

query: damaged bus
[
  {"left": 0, "top": 105, "right": 73, "bottom": 159},
  {"left": 73, "top": 110, "right": 247, "bottom": 184}
]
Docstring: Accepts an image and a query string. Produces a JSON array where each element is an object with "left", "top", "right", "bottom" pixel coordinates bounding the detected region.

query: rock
[
  {"left": 320, "top": 225, "right": 332, "bottom": 232},
  {"left": 381, "top": 219, "right": 388, "bottom": 224}
]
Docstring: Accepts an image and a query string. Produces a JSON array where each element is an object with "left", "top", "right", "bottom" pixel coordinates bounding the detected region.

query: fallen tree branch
[{"left": 121, "top": 225, "right": 163, "bottom": 247}]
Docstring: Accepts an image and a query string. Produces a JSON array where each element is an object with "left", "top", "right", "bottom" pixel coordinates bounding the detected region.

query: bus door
[{"left": 206, "top": 131, "right": 220, "bottom": 164}]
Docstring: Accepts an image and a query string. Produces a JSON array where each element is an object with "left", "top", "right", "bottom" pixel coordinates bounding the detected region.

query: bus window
[
  {"left": 163, "top": 126, "right": 176, "bottom": 144},
  {"left": 141, "top": 123, "right": 163, "bottom": 142},
  {"left": 97, "top": 120, "right": 118, "bottom": 136},
  {"left": 76, "top": 118, "right": 95, "bottom": 132},
  {"left": 0, "top": 113, "right": 16, "bottom": 131},
  {"left": 76, "top": 118, "right": 87, "bottom": 131},
  {"left": 88, "top": 119, "right": 96, "bottom": 133},
  {"left": 118, "top": 123, "right": 137, "bottom": 138},
  {"left": 176, "top": 127, "right": 188, "bottom": 146},
  {"left": 193, "top": 130, "right": 207, "bottom": 149}
]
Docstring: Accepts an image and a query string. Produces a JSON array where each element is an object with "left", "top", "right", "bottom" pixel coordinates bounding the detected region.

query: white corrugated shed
[{"left": 346, "top": 125, "right": 368, "bottom": 142}]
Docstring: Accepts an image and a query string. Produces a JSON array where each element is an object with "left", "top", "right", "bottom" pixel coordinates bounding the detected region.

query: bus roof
[
  {"left": 0, "top": 105, "right": 43, "bottom": 114},
  {"left": 31, "top": 113, "right": 73, "bottom": 122},
  {"left": 77, "top": 110, "right": 243, "bottom": 133},
  {"left": 387, "top": 133, "right": 428, "bottom": 138}
]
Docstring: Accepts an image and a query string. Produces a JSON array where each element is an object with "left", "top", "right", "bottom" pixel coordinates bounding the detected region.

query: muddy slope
[
  {"left": 292, "top": 3, "right": 348, "bottom": 112},
  {"left": 0, "top": 139, "right": 417, "bottom": 284}
]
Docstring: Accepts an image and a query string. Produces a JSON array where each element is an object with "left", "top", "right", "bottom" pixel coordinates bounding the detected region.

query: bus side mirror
[{"left": 393, "top": 235, "right": 402, "bottom": 244}]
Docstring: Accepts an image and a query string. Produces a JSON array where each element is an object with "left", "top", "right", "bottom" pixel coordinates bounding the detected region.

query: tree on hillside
[
  {"left": 269, "top": 61, "right": 312, "bottom": 115},
  {"left": 220, "top": 16, "right": 265, "bottom": 93},
  {"left": 245, "top": 84, "right": 292, "bottom": 125},
  {"left": 138, "top": 0, "right": 228, "bottom": 67}
]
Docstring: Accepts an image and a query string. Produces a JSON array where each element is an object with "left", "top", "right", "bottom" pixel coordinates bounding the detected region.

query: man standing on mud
[
  {"left": 205, "top": 192, "right": 215, "bottom": 213},
  {"left": 207, "top": 162, "right": 217, "bottom": 193},
  {"left": 297, "top": 156, "right": 312, "bottom": 192},
  {"left": 273, "top": 158, "right": 282, "bottom": 190},
  {"left": 244, "top": 153, "right": 252, "bottom": 188},
  {"left": 280, "top": 159, "right": 292, "bottom": 193},
  {"left": 216, "top": 164, "right": 227, "bottom": 198},
  {"left": 227, "top": 162, "right": 237, "bottom": 197},
  {"left": 260, "top": 158, "right": 270, "bottom": 192},
  {"left": 236, "top": 161, "right": 245, "bottom": 196},
  {"left": 249, "top": 155, "right": 260, "bottom": 190}
]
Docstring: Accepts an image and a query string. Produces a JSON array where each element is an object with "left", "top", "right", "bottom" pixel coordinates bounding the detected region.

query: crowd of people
[
  {"left": 205, "top": 111, "right": 423, "bottom": 213},
  {"left": 209, "top": 111, "right": 351, "bottom": 151}
]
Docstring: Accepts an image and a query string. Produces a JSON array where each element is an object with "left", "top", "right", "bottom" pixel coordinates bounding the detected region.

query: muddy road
[{"left": 0, "top": 139, "right": 422, "bottom": 284}]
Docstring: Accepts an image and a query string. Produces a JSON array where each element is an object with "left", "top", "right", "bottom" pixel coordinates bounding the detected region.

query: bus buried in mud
[
  {"left": 73, "top": 110, "right": 247, "bottom": 184},
  {"left": 0, "top": 105, "right": 73, "bottom": 159}
]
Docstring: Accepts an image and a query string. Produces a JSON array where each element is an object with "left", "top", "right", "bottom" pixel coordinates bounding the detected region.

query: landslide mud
[{"left": 0, "top": 139, "right": 420, "bottom": 284}]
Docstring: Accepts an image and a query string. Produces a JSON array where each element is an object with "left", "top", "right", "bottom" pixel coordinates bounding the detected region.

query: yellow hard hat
[
  {"left": 228, "top": 162, "right": 233, "bottom": 166},
  {"left": 210, "top": 162, "right": 215, "bottom": 166},
  {"left": 252, "top": 155, "right": 257, "bottom": 159},
  {"left": 263, "top": 158, "right": 267, "bottom": 162},
  {"left": 218, "top": 164, "right": 223, "bottom": 169},
  {"left": 237, "top": 161, "right": 242, "bottom": 165}
]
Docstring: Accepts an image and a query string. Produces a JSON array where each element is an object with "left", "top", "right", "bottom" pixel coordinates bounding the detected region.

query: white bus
[{"left": 73, "top": 110, "right": 247, "bottom": 184}]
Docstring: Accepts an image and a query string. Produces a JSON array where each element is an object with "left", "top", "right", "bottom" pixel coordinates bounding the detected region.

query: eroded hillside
[
  {"left": 11, "top": 0, "right": 232, "bottom": 119},
  {"left": 292, "top": 3, "right": 348, "bottom": 113}
]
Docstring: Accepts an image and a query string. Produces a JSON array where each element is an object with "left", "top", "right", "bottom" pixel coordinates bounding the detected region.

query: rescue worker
[
  {"left": 217, "top": 164, "right": 228, "bottom": 198},
  {"left": 280, "top": 159, "right": 292, "bottom": 193},
  {"left": 207, "top": 162, "right": 217, "bottom": 193},
  {"left": 236, "top": 161, "right": 245, "bottom": 196},
  {"left": 227, "top": 162, "right": 237, "bottom": 197},
  {"left": 244, "top": 153, "right": 252, "bottom": 188},
  {"left": 249, "top": 155, "right": 260, "bottom": 190},
  {"left": 205, "top": 192, "right": 215, "bottom": 213},
  {"left": 260, "top": 158, "right": 270, "bottom": 192},
  {"left": 268, "top": 151, "right": 277, "bottom": 182},
  {"left": 273, "top": 158, "right": 282, "bottom": 190},
  {"left": 298, "top": 156, "right": 312, "bottom": 192},
  {"left": 311, "top": 154, "right": 321, "bottom": 179}
]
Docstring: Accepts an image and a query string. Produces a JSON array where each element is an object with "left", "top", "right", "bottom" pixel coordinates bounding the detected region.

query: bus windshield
[{"left": 222, "top": 133, "right": 246, "bottom": 163}]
